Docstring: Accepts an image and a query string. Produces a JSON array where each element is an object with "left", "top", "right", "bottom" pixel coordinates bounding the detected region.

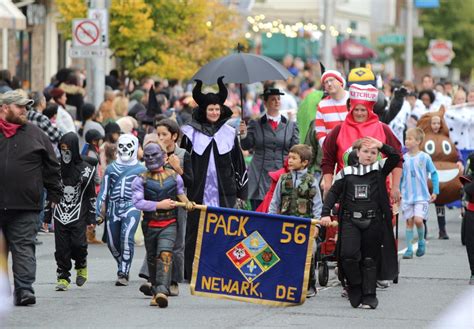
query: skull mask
[
  {"left": 117, "top": 134, "right": 138, "bottom": 165},
  {"left": 63, "top": 186, "right": 76, "bottom": 203},
  {"left": 61, "top": 149, "right": 72, "bottom": 164},
  {"left": 143, "top": 143, "right": 166, "bottom": 171}
]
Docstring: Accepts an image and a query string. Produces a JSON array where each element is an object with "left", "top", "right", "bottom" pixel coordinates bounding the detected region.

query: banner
[{"left": 190, "top": 206, "right": 315, "bottom": 306}]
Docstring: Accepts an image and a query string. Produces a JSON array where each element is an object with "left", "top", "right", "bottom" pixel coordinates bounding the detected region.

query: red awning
[{"left": 332, "top": 39, "right": 376, "bottom": 60}]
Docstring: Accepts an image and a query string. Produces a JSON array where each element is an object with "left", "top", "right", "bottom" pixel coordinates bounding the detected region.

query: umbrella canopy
[
  {"left": 192, "top": 53, "right": 293, "bottom": 85},
  {"left": 332, "top": 39, "right": 376, "bottom": 61}
]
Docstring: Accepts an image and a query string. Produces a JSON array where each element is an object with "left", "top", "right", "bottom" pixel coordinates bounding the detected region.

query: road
[{"left": 3, "top": 206, "right": 473, "bottom": 328}]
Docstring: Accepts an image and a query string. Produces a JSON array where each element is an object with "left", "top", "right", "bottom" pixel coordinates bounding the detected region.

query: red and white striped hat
[
  {"left": 348, "top": 83, "right": 378, "bottom": 112},
  {"left": 321, "top": 70, "right": 346, "bottom": 88}
]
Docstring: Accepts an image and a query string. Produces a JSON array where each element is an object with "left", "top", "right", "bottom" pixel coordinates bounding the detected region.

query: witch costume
[{"left": 180, "top": 77, "right": 248, "bottom": 280}]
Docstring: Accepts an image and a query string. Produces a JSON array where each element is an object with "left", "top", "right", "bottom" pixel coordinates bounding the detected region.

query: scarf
[{"left": 0, "top": 119, "right": 22, "bottom": 138}]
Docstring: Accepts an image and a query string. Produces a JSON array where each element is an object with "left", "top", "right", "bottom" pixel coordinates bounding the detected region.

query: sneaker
[
  {"left": 115, "top": 275, "right": 129, "bottom": 286},
  {"left": 34, "top": 238, "right": 43, "bottom": 245},
  {"left": 155, "top": 293, "right": 168, "bottom": 308},
  {"left": 55, "top": 279, "right": 70, "bottom": 291},
  {"left": 416, "top": 242, "right": 426, "bottom": 257},
  {"left": 469, "top": 275, "right": 474, "bottom": 285},
  {"left": 139, "top": 282, "right": 153, "bottom": 296},
  {"left": 169, "top": 282, "right": 179, "bottom": 297},
  {"left": 403, "top": 250, "right": 413, "bottom": 259},
  {"left": 14, "top": 290, "right": 36, "bottom": 306},
  {"left": 306, "top": 286, "right": 317, "bottom": 298},
  {"left": 376, "top": 280, "right": 390, "bottom": 289},
  {"left": 76, "top": 268, "right": 88, "bottom": 287}
]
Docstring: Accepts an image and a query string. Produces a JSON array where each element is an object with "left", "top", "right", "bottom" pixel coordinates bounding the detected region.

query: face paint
[
  {"left": 143, "top": 143, "right": 165, "bottom": 171},
  {"left": 61, "top": 149, "right": 72, "bottom": 164}
]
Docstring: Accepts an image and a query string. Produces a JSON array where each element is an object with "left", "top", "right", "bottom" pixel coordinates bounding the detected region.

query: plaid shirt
[{"left": 27, "top": 109, "right": 62, "bottom": 144}]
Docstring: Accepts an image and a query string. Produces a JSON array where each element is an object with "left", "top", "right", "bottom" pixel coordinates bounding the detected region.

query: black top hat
[{"left": 263, "top": 88, "right": 284, "bottom": 100}]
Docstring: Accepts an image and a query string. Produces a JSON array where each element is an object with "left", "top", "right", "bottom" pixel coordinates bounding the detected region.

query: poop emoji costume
[{"left": 417, "top": 107, "right": 463, "bottom": 239}]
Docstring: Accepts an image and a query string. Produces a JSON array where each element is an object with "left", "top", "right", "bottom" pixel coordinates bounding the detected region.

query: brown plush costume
[{"left": 417, "top": 107, "right": 463, "bottom": 204}]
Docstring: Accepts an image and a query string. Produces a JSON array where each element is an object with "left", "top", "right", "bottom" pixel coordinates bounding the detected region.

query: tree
[
  {"left": 54, "top": 0, "right": 244, "bottom": 80},
  {"left": 413, "top": 0, "right": 474, "bottom": 79}
]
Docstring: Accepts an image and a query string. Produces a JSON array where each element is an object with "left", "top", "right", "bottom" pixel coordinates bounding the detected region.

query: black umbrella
[{"left": 192, "top": 48, "right": 293, "bottom": 118}]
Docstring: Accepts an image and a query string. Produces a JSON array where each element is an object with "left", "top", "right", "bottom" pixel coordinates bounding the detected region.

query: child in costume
[
  {"left": 401, "top": 128, "right": 439, "bottom": 259},
  {"left": 268, "top": 144, "right": 322, "bottom": 298},
  {"left": 132, "top": 142, "right": 194, "bottom": 308},
  {"left": 97, "top": 134, "right": 146, "bottom": 286},
  {"left": 138, "top": 119, "right": 194, "bottom": 297},
  {"left": 44, "top": 132, "right": 97, "bottom": 291},
  {"left": 320, "top": 136, "right": 399, "bottom": 309}
]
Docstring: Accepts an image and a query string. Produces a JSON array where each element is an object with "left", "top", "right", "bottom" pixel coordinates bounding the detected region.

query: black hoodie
[{"left": 45, "top": 132, "right": 96, "bottom": 225}]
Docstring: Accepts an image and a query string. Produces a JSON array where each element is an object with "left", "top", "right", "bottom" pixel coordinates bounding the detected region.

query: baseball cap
[{"left": 0, "top": 90, "right": 34, "bottom": 106}]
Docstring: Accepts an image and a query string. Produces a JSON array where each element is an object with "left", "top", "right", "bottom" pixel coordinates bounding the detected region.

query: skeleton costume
[
  {"left": 321, "top": 143, "right": 399, "bottom": 309},
  {"left": 44, "top": 132, "right": 96, "bottom": 284},
  {"left": 132, "top": 143, "right": 186, "bottom": 307},
  {"left": 97, "top": 134, "right": 145, "bottom": 283}
]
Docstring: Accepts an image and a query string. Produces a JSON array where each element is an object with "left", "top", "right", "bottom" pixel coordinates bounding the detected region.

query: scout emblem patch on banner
[{"left": 190, "top": 206, "right": 315, "bottom": 306}]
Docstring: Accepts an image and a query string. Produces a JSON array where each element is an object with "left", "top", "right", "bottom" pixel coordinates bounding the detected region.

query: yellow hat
[{"left": 347, "top": 68, "right": 375, "bottom": 87}]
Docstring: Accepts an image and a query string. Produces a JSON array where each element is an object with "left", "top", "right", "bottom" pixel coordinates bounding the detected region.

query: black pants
[
  {"left": 184, "top": 210, "right": 199, "bottom": 281},
  {"left": 465, "top": 210, "right": 474, "bottom": 275},
  {"left": 0, "top": 210, "right": 39, "bottom": 294},
  {"left": 340, "top": 217, "right": 383, "bottom": 285},
  {"left": 54, "top": 220, "right": 87, "bottom": 282}
]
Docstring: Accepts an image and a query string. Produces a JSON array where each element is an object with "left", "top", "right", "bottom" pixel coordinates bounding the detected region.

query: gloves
[{"left": 394, "top": 86, "right": 408, "bottom": 99}]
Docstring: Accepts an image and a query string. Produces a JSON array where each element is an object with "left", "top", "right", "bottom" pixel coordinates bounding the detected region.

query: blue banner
[{"left": 190, "top": 206, "right": 315, "bottom": 306}]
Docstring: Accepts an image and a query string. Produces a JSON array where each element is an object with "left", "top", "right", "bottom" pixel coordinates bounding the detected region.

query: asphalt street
[{"left": 3, "top": 206, "right": 473, "bottom": 329}]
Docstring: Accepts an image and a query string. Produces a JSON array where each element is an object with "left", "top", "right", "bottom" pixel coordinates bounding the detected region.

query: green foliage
[{"left": 413, "top": 0, "right": 474, "bottom": 77}]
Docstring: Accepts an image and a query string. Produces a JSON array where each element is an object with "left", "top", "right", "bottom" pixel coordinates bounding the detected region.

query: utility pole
[
  {"left": 86, "top": 0, "right": 108, "bottom": 110},
  {"left": 322, "top": 0, "right": 335, "bottom": 69},
  {"left": 404, "top": 0, "right": 414, "bottom": 81}
]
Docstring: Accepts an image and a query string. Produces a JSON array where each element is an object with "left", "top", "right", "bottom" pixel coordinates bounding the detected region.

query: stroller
[{"left": 317, "top": 205, "right": 339, "bottom": 287}]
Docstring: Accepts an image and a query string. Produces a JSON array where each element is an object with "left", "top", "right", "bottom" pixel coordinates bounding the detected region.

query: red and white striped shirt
[{"left": 314, "top": 91, "right": 349, "bottom": 146}]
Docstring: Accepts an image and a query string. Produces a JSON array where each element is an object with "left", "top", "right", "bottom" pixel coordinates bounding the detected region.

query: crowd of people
[{"left": 0, "top": 57, "right": 473, "bottom": 310}]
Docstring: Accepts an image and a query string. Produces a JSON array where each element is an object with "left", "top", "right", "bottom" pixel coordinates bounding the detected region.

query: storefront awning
[
  {"left": 0, "top": 0, "right": 26, "bottom": 30},
  {"left": 332, "top": 39, "right": 376, "bottom": 61}
]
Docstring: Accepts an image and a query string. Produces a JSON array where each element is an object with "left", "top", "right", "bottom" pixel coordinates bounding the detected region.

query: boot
[
  {"left": 361, "top": 258, "right": 378, "bottom": 309},
  {"left": 87, "top": 227, "right": 103, "bottom": 244},
  {"left": 437, "top": 206, "right": 449, "bottom": 240},
  {"left": 342, "top": 259, "right": 362, "bottom": 308},
  {"left": 140, "top": 282, "right": 153, "bottom": 297},
  {"left": 154, "top": 293, "right": 168, "bottom": 308}
]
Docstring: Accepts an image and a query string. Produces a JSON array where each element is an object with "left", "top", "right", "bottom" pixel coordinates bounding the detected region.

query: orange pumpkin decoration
[{"left": 417, "top": 107, "right": 463, "bottom": 204}]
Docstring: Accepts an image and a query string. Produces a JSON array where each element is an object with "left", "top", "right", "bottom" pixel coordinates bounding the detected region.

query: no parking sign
[{"left": 72, "top": 19, "right": 101, "bottom": 48}]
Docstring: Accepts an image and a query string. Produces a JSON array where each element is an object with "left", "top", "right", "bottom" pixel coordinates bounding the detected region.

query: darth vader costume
[
  {"left": 180, "top": 77, "right": 248, "bottom": 280},
  {"left": 44, "top": 132, "right": 96, "bottom": 284},
  {"left": 321, "top": 143, "right": 399, "bottom": 309}
]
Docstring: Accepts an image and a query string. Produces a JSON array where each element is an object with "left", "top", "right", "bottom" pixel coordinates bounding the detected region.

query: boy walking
[
  {"left": 401, "top": 128, "right": 439, "bottom": 259},
  {"left": 132, "top": 143, "right": 193, "bottom": 308},
  {"left": 44, "top": 132, "right": 97, "bottom": 291},
  {"left": 269, "top": 144, "right": 322, "bottom": 298}
]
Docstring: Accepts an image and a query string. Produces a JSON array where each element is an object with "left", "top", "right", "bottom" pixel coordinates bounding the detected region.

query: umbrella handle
[{"left": 240, "top": 83, "right": 244, "bottom": 120}]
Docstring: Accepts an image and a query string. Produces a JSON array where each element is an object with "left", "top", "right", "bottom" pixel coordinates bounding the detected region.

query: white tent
[{"left": 0, "top": 0, "right": 27, "bottom": 69}]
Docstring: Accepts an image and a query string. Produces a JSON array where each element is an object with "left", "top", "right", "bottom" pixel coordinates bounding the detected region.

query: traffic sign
[
  {"left": 69, "top": 47, "right": 106, "bottom": 58},
  {"left": 72, "top": 19, "right": 101, "bottom": 47},
  {"left": 377, "top": 34, "right": 405, "bottom": 45},
  {"left": 426, "top": 39, "right": 455, "bottom": 66},
  {"left": 88, "top": 8, "right": 108, "bottom": 47}
]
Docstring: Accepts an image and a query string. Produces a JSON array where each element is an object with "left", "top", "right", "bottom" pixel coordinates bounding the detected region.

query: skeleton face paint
[
  {"left": 117, "top": 134, "right": 138, "bottom": 165},
  {"left": 61, "top": 149, "right": 72, "bottom": 164},
  {"left": 143, "top": 143, "right": 165, "bottom": 171}
]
